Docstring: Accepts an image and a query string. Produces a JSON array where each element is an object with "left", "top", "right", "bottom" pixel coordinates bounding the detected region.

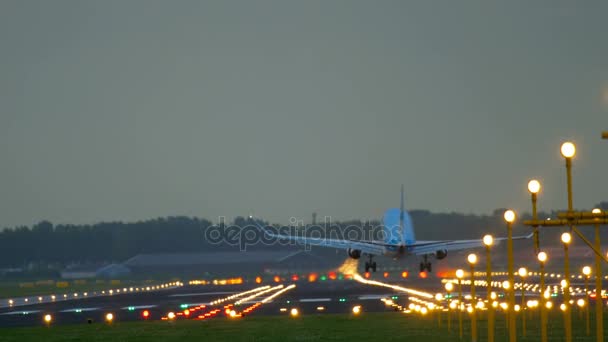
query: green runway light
[
  {"left": 339, "top": 298, "right": 346, "bottom": 302},
  {"left": 391, "top": 296, "right": 398, "bottom": 300},
  {"left": 338, "top": 274, "right": 344, "bottom": 280},
  {"left": 127, "top": 306, "right": 135, "bottom": 311},
  {"left": 286, "top": 300, "right": 290, "bottom": 304},
  {"left": 75, "top": 309, "right": 82, "bottom": 313},
  {"left": 180, "top": 304, "right": 189, "bottom": 309},
  {"left": 320, "top": 276, "right": 327, "bottom": 281}
]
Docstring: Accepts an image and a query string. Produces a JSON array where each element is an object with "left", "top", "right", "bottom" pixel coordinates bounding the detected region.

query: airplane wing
[
  {"left": 408, "top": 233, "right": 533, "bottom": 255},
  {"left": 254, "top": 222, "right": 386, "bottom": 256}
]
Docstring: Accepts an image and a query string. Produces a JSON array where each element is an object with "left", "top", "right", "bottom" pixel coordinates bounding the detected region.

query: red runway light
[
  {"left": 364, "top": 272, "right": 370, "bottom": 279},
  {"left": 419, "top": 271, "right": 428, "bottom": 279},
  {"left": 142, "top": 310, "right": 150, "bottom": 319},
  {"left": 383, "top": 272, "right": 389, "bottom": 278},
  {"left": 274, "top": 276, "right": 281, "bottom": 283},
  {"left": 328, "top": 271, "right": 337, "bottom": 280},
  {"left": 291, "top": 274, "right": 299, "bottom": 281},
  {"left": 401, "top": 271, "right": 409, "bottom": 278}
]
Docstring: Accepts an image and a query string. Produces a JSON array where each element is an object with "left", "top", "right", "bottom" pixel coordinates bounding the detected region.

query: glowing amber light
[
  {"left": 528, "top": 180, "right": 541, "bottom": 194},
  {"left": 456, "top": 269, "right": 464, "bottom": 279},
  {"left": 560, "top": 142, "right": 576, "bottom": 158},
  {"left": 582, "top": 266, "right": 591, "bottom": 276},
  {"left": 483, "top": 235, "right": 493, "bottom": 247},
  {"left": 504, "top": 210, "right": 516, "bottom": 223}
]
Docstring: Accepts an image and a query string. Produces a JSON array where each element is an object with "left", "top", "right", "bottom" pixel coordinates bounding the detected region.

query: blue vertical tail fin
[{"left": 383, "top": 185, "right": 415, "bottom": 246}]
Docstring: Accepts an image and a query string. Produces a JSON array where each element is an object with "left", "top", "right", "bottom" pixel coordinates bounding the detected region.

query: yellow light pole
[
  {"left": 504, "top": 209, "right": 517, "bottom": 342},
  {"left": 560, "top": 141, "right": 576, "bottom": 212},
  {"left": 561, "top": 232, "right": 573, "bottom": 342},
  {"left": 468, "top": 253, "right": 478, "bottom": 342},
  {"left": 538, "top": 251, "right": 548, "bottom": 342},
  {"left": 582, "top": 265, "right": 591, "bottom": 336},
  {"left": 518, "top": 267, "right": 528, "bottom": 338},
  {"left": 483, "top": 234, "right": 495, "bottom": 342},
  {"left": 445, "top": 282, "right": 454, "bottom": 332},
  {"left": 528, "top": 180, "right": 541, "bottom": 253},
  {"left": 436, "top": 293, "right": 443, "bottom": 328},
  {"left": 591, "top": 208, "right": 603, "bottom": 342},
  {"left": 502, "top": 280, "right": 511, "bottom": 332},
  {"left": 456, "top": 269, "right": 465, "bottom": 339}
]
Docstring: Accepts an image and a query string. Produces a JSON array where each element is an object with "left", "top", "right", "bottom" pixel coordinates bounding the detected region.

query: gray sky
[{"left": 1, "top": 1, "right": 607, "bottom": 227}]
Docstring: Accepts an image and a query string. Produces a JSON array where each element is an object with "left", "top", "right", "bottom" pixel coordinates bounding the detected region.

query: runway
[
  {"left": 0, "top": 278, "right": 436, "bottom": 327},
  {"left": 1, "top": 269, "right": 604, "bottom": 328}
]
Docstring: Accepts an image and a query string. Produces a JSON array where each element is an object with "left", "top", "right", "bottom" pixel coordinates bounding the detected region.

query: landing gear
[
  {"left": 419, "top": 255, "right": 432, "bottom": 273},
  {"left": 364, "top": 255, "right": 377, "bottom": 272}
]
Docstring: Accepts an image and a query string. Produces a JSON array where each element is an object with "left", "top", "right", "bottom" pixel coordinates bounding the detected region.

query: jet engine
[
  {"left": 347, "top": 248, "right": 362, "bottom": 259},
  {"left": 435, "top": 249, "right": 448, "bottom": 260}
]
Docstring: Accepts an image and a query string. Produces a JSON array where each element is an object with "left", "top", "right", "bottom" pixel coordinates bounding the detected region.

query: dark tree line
[{"left": 1, "top": 203, "right": 606, "bottom": 268}]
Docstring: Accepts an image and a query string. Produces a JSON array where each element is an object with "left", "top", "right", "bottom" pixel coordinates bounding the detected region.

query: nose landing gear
[
  {"left": 364, "top": 255, "right": 377, "bottom": 272},
  {"left": 419, "top": 255, "right": 432, "bottom": 273}
]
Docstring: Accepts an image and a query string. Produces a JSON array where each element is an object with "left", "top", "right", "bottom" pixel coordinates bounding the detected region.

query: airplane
[{"left": 253, "top": 185, "right": 532, "bottom": 273}]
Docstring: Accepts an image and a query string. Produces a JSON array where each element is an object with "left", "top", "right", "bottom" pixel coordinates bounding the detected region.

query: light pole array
[
  {"left": 504, "top": 209, "right": 516, "bottom": 342},
  {"left": 483, "top": 234, "right": 494, "bottom": 342},
  {"left": 522, "top": 141, "right": 608, "bottom": 342},
  {"left": 468, "top": 253, "right": 478, "bottom": 342}
]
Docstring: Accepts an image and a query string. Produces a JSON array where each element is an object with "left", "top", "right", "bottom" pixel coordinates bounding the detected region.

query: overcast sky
[{"left": 1, "top": 1, "right": 607, "bottom": 227}]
